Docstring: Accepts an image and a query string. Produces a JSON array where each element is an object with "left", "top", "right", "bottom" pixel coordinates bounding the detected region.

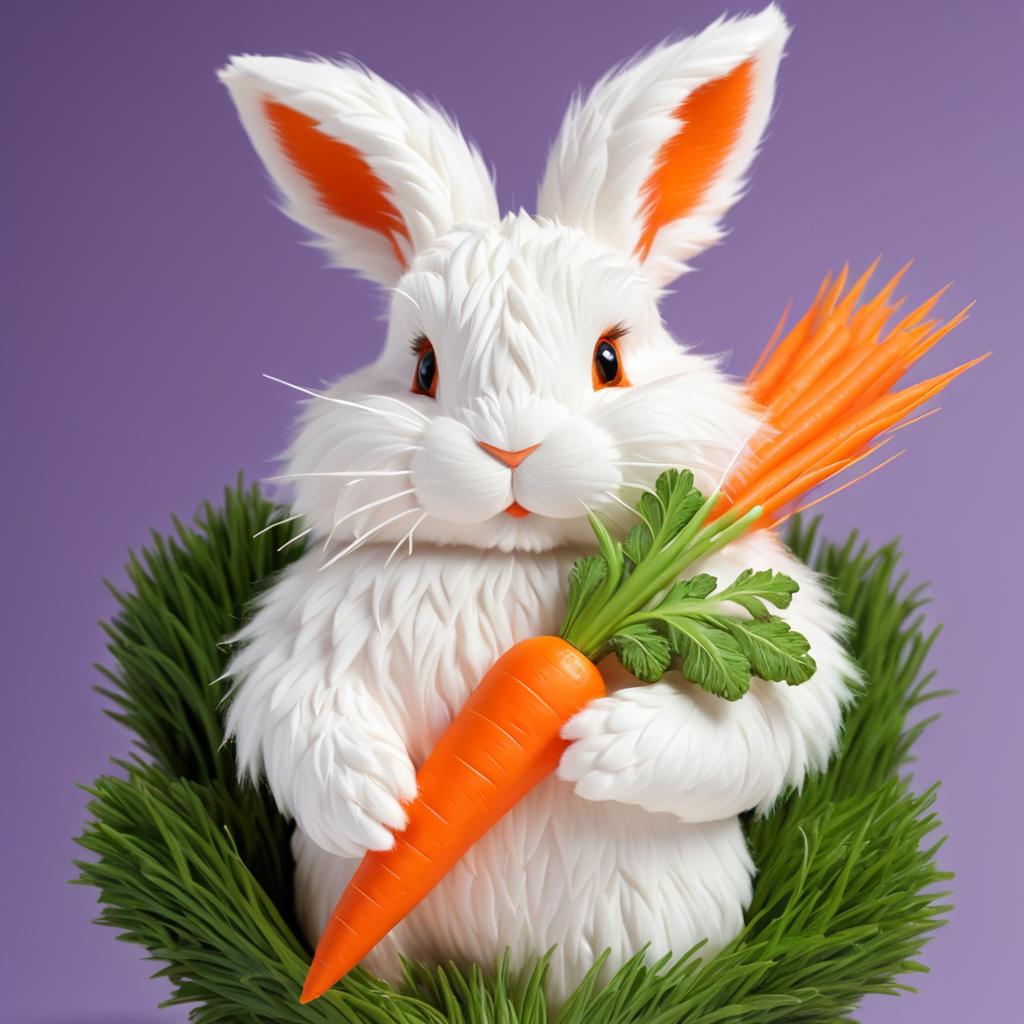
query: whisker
[
  {"left": 252, "top": 512, "right": 302, "bottom": 539},
  {"left": 323, "top": 488, "right": 417, "bottom": 550},
  {"left": 614, "top": 460, "right": 702, "bottom": 470},
  {"left": 713, "top": 422, "right": 763, "bottom": 494},
  {"left": 617, "top": 480, "right": 658, "bottom": 494},
  {"left": 589, "top": 493, "right": 634, "bottom": 533},
  {"left": 268, "top": 469, "right": 412, "bottom": 481},
  {"left": 384, "top": 511, "right": 429, "bottom": 567},
  {"left": 614, "top": 436, "right": 738, "bottom": 452},
  {"left": 278, "top": 526, "right": 311, "bottom": 552},
  {"left": 613, "top": 456, "right": 719, "bottom": 474},
  {"left": 365, "top": 392, "right": 429, "bottom": 423},
  {"left": 263, "top": 374, "right": 421, "bottom": 429},
  {"left": 604, "top": 492, "right": 639, "bottom": 517},
  {"left": 387, "top": 286, "right": 422, "bottom": 312},
  {"left": 319, "top": 506, "right": 420, "bottom": 571},
  {"left": 336, "top": 489, "right": 417, "bottom": 524}
]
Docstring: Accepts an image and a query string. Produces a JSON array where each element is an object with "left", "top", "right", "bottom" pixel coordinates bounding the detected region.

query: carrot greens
[{"left": 560, "top": 468, "right": 816, "bottom": 698}]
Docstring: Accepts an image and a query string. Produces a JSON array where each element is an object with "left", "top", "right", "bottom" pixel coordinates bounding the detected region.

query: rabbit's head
[{"left": 222, "top": 6, "right": 788, "bottom": 556}]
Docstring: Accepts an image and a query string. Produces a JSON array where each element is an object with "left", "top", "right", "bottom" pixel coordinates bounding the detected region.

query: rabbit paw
[
  {"left": 557, "top": 681, "right": 745, "bottom": 819},
  {"left": 557, "top": 685, "right": 674, "bottom": 812},
  {"left": 289, "top": 733, "right": 417, "bottom": 859}
]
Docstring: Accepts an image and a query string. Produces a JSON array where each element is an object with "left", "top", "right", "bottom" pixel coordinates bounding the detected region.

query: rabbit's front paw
[
  {"left": 557, "top": 686, "right": 672, "bottom": 811},
  {"left": 561, "top": 684, "right": 704, "bottom": 819},
  {"left": 290, "top": 736, "right": 417, "bottom": 859}
]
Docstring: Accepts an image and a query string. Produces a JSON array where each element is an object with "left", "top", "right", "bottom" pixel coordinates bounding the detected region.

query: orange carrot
[
  {"left": 770, "top": 447, "right": 908, "bottom": 528},
  {"left": 747, "top": 298, "right": 793, "bottom": 381},
  {"left": 747, "top": 275, "right": 832, "bottom": 404},
  {"left": 751, "top": 321, "right": 934, "bottom": 476},
  {"left": 767, "top": 320, "right": 854, "bottom": 418},
  {"left": 771, "top": 259, "right": 884, "bottom": 396},
  {"left": 757, "top": 438, "right": 894, "bottom": 522},
  {"left": 732, "top": 263, "right": 984, "bottom": 525},
  {"left": 300, "top": 636, "right": 605, "bottom": 1003},
  {"left": 850, "top": 307, "right": 972, "bottom": 413},
  {"left": 725, "top": 353, "right": 989, "bottom": 521},
  {"left": 765, "top": 321, "right": 861, "bottom": 427}
]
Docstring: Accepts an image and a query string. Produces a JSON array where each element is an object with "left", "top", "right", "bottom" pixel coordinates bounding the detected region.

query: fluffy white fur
[
  {"left": 222, "top": 4, "right": 856, "bottom": 1003},
  {"left": 219, "top": 55, "right": 498, "bottom": 284},
  {"left": 537, "top": 5, "right": 788, "bottom": 284}
]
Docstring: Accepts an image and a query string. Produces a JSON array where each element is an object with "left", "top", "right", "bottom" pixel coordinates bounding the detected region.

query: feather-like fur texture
[
  {"left": 219, "top": 55, "right": 498, "bottom": 284},
  {"left": 222, "top": 4, "right": 855, "bottom": 1002},
  {"left": 537, "top": 5, "right": 789, "bottom": 285},
  {"left": 230, "top": 532, "right": 852, "bottom": 1003}
]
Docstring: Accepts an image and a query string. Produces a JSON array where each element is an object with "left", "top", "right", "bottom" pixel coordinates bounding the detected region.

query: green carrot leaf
[
  {"left": 718, "top": 569, "right": 800, "bottom": 616},
  {"left": 663, "top": 573, "right": 719, "bottom": 604},
  {"left": 562, "top": 556, "right": 608, "bottom": 634},
  {"left": 609, "top": 624, "right": 672, "bottom": 683},
  {"left": 565, "top": 469, "right": 815, "bottom": 699},
  {"left": 638, "top": 492, "right": 665, "bottom": 534},
  {"left": 623, "top": 524, "right": 653, "bottom": 567},
  {"left": 656, "top": 469, "right": 704, "bottom": 538},
  {"left": 655, "top": 468, "right": 692, "bottom": 507},
  {"left": 724, "top": 618, "right": 818, "bottom": 685},
  {"left": 586, "top": 510, "right": 621, "bottom": 575},
  {"left": 666, "top": 618, "right": 752, "bottom": 700}
]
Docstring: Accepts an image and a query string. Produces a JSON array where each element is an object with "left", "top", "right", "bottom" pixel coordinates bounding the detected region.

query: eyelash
[
  {"left": 593, "top": 323, "right": 630, "bottom": 389},
  {"left": 410, "top": 334, "right": 438, "bottom": 397}
]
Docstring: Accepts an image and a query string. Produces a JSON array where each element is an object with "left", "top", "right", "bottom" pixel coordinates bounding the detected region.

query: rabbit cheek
[
  {"left": 513, "top": 418, "right": 621, "bottom": 519},
  {"left": 410, "top": 418, "right": 511, "bottom": 525}
]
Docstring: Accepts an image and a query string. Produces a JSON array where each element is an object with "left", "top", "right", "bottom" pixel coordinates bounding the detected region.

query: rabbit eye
[
  {"left": 411, "top": 337, "right": 438, "bottom": 397},
  {"left": 592, "top": 332, "right": 628, "bottom": 389}
]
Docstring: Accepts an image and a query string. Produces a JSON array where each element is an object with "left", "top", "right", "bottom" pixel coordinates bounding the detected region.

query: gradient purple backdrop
[{"left": 4, "top": 1, "right": 1020, "bottom": 1020}]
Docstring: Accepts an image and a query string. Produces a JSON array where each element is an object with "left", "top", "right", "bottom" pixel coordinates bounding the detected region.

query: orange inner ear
[
  {"left": 635, "top": 58, "right": 754, "bottom": 260},
  {"left": 263, "top": 98, "right": 410, "bottom": 266}
]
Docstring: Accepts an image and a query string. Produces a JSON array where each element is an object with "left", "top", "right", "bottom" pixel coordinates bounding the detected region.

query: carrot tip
[{"left": 300, "top": 961, "right": 336, "bottom": 1004}]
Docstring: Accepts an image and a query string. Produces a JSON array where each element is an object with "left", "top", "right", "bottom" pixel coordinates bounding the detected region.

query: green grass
[{"left": 75, "top": 481, "right": 951, "bottom": 1022}]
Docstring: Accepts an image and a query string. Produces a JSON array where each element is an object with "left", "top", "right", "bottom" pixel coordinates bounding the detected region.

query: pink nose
[{"left": 477, "top": 441, "right": 540, "bottom": 469}]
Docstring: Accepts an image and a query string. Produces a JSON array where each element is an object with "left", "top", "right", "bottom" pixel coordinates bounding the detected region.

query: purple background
[{"left": 5, "top": 1, "right": 1020, "bottom": 1020}]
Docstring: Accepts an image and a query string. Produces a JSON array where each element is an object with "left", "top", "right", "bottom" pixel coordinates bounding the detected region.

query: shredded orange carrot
[
  {"left": 746, "top": 275, "right": 833, "bottom": 405},
  {"left": 760, "top": 321, "right": 934, "bottom": 468},
  {"left": 728, "top": 355, "right": 985, "bottom": 523},
  {"left": 757, "top": 438, "right": 895, "bottom": 520},
  {"left": 771, "top": 448, "right": 908, "bottom": 528},
  {"left": 727, "top": 263, "right": 987, "bottom": 526},
  {"left": 748, "top": 299, "right": 793, "bottom": 380}
]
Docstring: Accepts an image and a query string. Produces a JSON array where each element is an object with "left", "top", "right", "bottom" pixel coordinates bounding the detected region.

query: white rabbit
[{"left": 221, "top": 4, "right": 855, "bottom": 1003}]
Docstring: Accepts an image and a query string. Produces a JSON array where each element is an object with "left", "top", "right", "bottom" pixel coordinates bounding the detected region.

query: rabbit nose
[{"left": 477, "top": 441, "right": 540, "bottom": 469}]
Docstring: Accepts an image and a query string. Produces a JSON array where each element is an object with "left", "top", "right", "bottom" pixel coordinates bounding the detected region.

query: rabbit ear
[
  {"left": 537, "top": 5, "right": 789, "bottom": 286},
  {"left": 220, "top": 56, "right": 499, "bottom": 285}
]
